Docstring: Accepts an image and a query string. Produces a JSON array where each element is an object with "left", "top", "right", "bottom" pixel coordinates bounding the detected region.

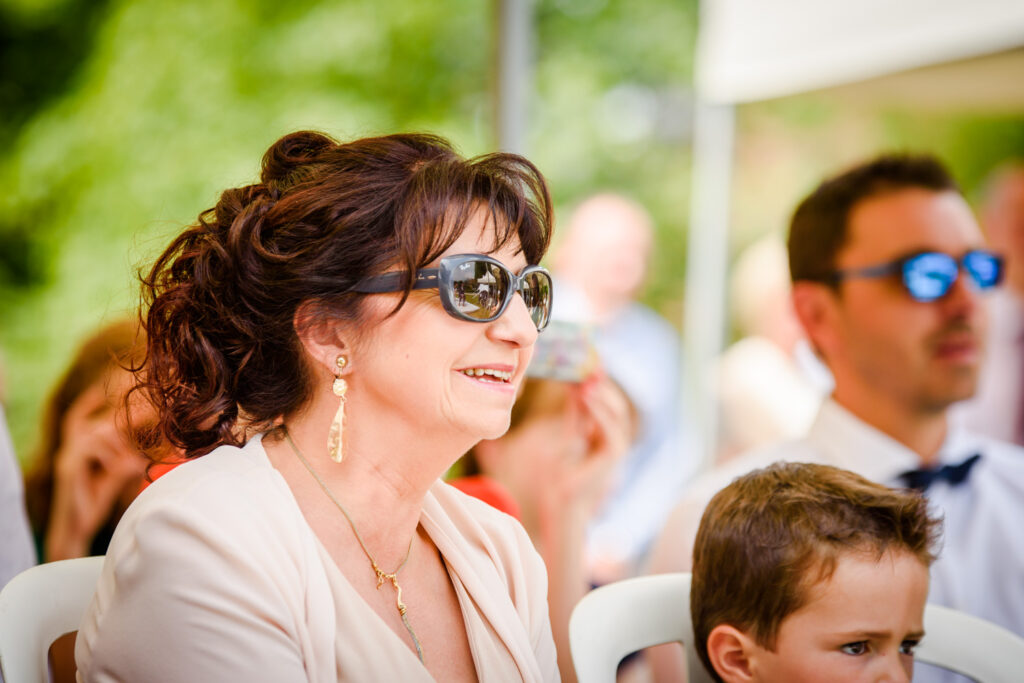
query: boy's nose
[{"left": 875, "top": 655, "right": 912, "bottom": 683}]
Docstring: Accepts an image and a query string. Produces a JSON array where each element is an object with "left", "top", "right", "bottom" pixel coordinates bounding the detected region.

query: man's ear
[
  {"left": 791, "top": 281, "right": 838, "bottom": 359},
  {"left": 293, "top": 302, "right": 354, "bottom": 377},
  {"left": 706, "top": 624, "right": 757, "bottom": 682}
]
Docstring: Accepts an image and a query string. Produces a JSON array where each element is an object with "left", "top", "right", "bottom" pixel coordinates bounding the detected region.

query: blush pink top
[{"left": 76, "top": 434, "right": 558, "bottom": 682}]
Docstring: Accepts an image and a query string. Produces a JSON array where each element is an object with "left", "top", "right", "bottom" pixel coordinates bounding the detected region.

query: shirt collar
[{"left": 807, "top": 399, "right": 926, "bottom": 483}]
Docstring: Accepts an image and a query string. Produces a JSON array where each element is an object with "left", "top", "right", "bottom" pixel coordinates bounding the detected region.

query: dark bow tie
[{"left": 898, "top": 453, "right": 982, "bottom": 492}]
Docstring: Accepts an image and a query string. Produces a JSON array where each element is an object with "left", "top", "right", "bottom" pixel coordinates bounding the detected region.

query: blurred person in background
[
  {"left": 21, "top": 319, "right": 151, "bottom": 683},
  {"left": 77, "top": 131, "right": 560, "bottom": 681},
  {"left": 554, "top": 193, "right": 692, "bottom": 583},
  {"left": 715, "top": 234, "right": 831, "bottom": 463},
  {"left": 957, "top": 161, "right": 1024, "bottom": 445},
  {"left": 649, "top": 154, "right": 1024, "bottom": 683},
  {"left": 461, "top": 363, "right": 634, "bottom": 682},
  {"left": 24, "top": 319, "right": 149, "bottom": 564},
  {"left": 0, "top": 399, "right": 35, "bottom": 589}
]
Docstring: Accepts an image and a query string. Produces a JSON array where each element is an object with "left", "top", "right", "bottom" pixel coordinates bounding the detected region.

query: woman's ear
[
  {"left": 706, "top": 624, "right": 756, "bottom": 682},
  {"left": 293, "top": 302, "right": 354, "bottom": 376}
]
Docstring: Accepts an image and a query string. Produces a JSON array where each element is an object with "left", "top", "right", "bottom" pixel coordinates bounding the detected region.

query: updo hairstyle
[{"left": 140, "top": 131, "right": 553, "bottom": 458}]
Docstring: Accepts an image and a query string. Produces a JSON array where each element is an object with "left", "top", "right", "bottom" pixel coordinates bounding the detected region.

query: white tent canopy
[
  {"left": 684, "top": 0, "right": 1024, "bottom": 467},
  {"left": 697, "top": 0, "right": 1024, "bottom": 105}
]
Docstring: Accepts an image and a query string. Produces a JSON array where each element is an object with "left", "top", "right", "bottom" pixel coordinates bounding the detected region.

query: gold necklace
[{"left": 283, "top": 428, "right": 425, "bottom": 663}]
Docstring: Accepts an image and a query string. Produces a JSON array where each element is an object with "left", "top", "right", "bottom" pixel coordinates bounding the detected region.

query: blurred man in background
[
  {"left": 554, "top": 193, "right": 693, "bottom": 582},
  {"left": 649, "top": 155, "right": 1024, "bottom": 682},
  {"left": 958, "top": 161, "right": 1024, "bottom": 445},
  {"left": 715, "top": 234, "right": 831, "bottom": 463}
]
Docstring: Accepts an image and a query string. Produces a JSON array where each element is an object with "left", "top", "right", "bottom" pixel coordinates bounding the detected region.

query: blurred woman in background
[
  {"left": 463, "top": 370, "right": 633, "bottom": 682},
  {"left": 24, "top": 319, "right": 149, "bottom": 563}
]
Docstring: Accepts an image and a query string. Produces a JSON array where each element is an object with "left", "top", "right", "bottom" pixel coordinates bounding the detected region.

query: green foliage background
[{"left": 0, "top": 0, "right": 697, "bottom": 459}]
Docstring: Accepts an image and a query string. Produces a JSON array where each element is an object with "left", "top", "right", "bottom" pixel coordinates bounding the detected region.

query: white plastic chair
[
  {"left": 569, "top": 572, "right": 1024, "bottom": 683},
  {"left": 569, "top": 572, "right": 715, "bottom": 683},
  {"left": 916, "top": 603, "right": 1024, "bottom": 683},
  {"left": 0, "top": 556, "right": 104, "bottom": 683}
]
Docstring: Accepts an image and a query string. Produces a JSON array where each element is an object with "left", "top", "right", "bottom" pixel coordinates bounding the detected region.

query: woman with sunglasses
[{"left": 76, "top": 131, "right": 558, "bottom": 682}]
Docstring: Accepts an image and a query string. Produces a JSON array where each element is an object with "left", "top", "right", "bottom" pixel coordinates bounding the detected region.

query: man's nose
[{"left": 941, "top": 266, "right": 983, "bottom": 316}]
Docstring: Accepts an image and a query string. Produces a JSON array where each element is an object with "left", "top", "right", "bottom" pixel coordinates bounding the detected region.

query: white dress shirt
[{"left": 656, "top": 399, "right": 1024, "bottom": 682}]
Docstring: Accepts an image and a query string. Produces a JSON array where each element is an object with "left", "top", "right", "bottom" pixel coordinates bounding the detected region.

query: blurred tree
[{"left": 0, "top": 0, "right": 112, "bottom": 292}]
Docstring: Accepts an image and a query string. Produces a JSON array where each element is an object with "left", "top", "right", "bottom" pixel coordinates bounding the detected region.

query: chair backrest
[
  {"left": 916, "top": 603, "right": 1024, "bottom": 683},
  {"left": 0, "top": 556, "right": 104, "bottom": 683},
  {"left": 569, "top": 572, "right": 715, "bottom": 683},
  {"left": 571, "top": 572, "right": 1024, "bottom": 683}
]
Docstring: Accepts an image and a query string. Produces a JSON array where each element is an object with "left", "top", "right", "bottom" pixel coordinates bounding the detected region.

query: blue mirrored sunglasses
[
  {"left": 352, "top": 253, "right": 553, "bottom": 331},
  {"left": 831, "top": 249, "right": 1003, "bottom": 302}
]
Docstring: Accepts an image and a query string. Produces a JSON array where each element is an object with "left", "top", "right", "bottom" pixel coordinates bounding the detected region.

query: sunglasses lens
[
  {"left": 963, "top": 251, "right": 1002, "bottom": 290},
  {"left": 449, "top": 260, "right": 511, "bottom": 320},
  {"left": 520, "top": 270, "right": 553, "bottom": 331},
  {"left": 903, "top": 253, "right": 958, "bottom": 301}
]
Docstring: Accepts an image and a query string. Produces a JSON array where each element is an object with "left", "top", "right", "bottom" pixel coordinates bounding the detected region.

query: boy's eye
[
  {"left": 899, "top": 639, "right": 920, "bottom": 656},
  {"left": 840, "top": 641, "right": 868, "bottom": 656}
]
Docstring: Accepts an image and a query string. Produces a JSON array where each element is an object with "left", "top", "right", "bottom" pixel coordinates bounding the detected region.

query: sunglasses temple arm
[
  {"left": 832, "top": 262, "right": 901, "bottom": 281},
  {"left": 350, "top": 269, "right": 442, "bottom": 294}
]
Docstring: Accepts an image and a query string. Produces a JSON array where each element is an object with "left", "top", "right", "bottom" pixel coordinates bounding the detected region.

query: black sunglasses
[
  {"left": 352, "top": 254, "right": 553, "bottom": 331},
  {"left": 829, "top": 249, "right": 1003, "bottom": 302}
]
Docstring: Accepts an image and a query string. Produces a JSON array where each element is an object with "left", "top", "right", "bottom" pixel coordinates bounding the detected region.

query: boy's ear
[{"left": 706, "top": 624, "right": 756, "bottom": 682}]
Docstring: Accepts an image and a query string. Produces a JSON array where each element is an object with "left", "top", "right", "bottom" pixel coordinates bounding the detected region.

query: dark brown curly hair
[{"left": 139, "top": 131, "right": 553, "bottom": 458}]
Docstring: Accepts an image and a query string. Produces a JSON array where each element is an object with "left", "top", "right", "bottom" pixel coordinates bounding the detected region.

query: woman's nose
[{"left": 488, "top": 291, "right": 539, "bottom": 347}]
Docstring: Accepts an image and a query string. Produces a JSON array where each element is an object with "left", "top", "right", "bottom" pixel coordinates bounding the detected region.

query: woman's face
[
  {"left": 349, "top": 212, "right": 540, "bottom": 445},
  {"left": 58, "top": 367, "right": 149, "bottom": 501}
]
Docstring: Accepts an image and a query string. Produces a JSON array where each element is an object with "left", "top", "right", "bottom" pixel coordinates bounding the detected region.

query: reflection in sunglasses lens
[
  {"left": 905, "top": 254, "right": 957, "bottom": 301},
  {"left": 453, "top": 261, "right": 509, "bottom": 320},
  {"left": 965, "top": 252, "right": 1000, "bottom": 288},
  {"left": 521, "top": 272, "right": 551, "bottom": 328}
]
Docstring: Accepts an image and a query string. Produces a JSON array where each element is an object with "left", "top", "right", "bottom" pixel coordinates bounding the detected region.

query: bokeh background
[{"left": 2, "top": 0, "right": 1023, "bottom": 462}]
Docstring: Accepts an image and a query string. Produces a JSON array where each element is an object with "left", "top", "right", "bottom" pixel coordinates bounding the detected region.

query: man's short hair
[
  {"left": 690, "top": 461, "right": 941, "bottom": 681},
  {"left": 788, "top": 154, "right": 960, "bottom": 284}
]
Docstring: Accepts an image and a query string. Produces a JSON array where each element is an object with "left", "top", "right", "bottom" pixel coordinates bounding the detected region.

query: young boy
[{"left": 691, "top": 461, "right": 941, "bottom": 683}]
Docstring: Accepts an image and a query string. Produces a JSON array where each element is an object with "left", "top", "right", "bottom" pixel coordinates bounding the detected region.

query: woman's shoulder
[
  {"left": 114, "top": 435, "right": 306, "bottom": 555},
  {"left": 141, "top": 436, "right": 279, "bottom": 502}
]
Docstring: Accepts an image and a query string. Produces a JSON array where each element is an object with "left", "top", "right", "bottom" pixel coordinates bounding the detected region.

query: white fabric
[
  {"left": 75, "top": 434, "right": 558, "bottom": 682},
  {"left": 666, "top": 399, "right": 1024, "bottom": 681},
  {"left": 697, "top": 0, "right": 1024, "bottom": 103},
  {"left": 0, "top": 404, "right": 36, "bottom": 590}
]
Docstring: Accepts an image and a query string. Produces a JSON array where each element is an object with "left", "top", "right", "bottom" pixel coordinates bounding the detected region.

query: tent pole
[
  {"left": 493, "top": 0, "right": 532, "bottom": 154},
  {"left": 682, "top": 101, "right": 735, "bottom": 476}
]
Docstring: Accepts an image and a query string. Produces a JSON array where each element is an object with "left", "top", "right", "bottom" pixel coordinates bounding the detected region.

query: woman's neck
[{"left": 271, "top": 393, "right": 472, "bottom": 557}]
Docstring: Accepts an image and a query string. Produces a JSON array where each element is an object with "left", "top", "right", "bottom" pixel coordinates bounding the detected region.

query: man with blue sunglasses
[{"left": 650, "top": 153, "right": 1024, "bottom": 683}]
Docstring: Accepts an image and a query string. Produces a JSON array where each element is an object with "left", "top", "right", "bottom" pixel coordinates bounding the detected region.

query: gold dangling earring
[{"left": 328, "top": 355, "right": 348, "bottom": 464}]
